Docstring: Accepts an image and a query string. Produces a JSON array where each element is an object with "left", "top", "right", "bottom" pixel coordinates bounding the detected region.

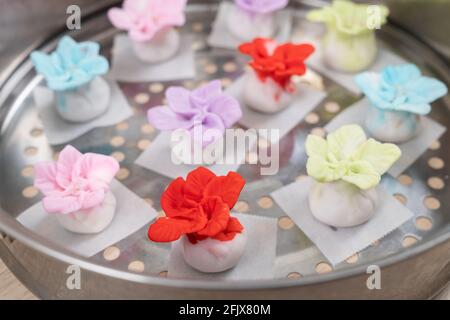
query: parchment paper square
[
  {"left": 110, "top": 34, "right": 196, "bottom": 82},
  {"left": 324, "top": 98, "right": 446, "bottom": 177},
  {"left": 33, "top": 77, "right": 133, "bottom": 145},
  {"left": 135, "top": 131, "right": 257, "bottom": 179},
  {"left": 17, "top": 180, "right": 157, "bottom": 258},
  {"left": 207, "top": 2, "right": 292, "bottom": 50},
  {"left": 271, "top": 177, "right": 413, "bottom": 265},
  {"left": 226, "top": 75, "right": 326, "bottom": 143},
  {"left": 167, "top": 213, "right": 277, "bottom": 280}
]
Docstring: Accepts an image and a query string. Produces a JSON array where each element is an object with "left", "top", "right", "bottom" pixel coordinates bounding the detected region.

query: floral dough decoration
[
  {"left": 148, "top": 167, "right": 246, "bottom": 244},
  {"left": 239, "top": 38, "right": 315, "bottom": 95}
]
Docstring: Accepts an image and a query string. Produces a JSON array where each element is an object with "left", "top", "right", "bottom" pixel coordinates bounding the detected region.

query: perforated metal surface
[{"left": 0, "top": 2, "right": 449, "bottom": 296}]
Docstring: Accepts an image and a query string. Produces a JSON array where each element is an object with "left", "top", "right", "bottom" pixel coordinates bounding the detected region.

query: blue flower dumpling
[
  {"left": 355, "top": 64, "right": 448, "bottom": 143},
  {"left": 31, "top": 36, "right": 111, "bottom": 123}
]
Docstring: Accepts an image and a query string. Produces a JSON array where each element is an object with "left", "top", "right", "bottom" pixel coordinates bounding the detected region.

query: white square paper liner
[
  {"left": 110, "top": 34, "right": 196, "bottom": 82},
  {"left": 17, "top": 180, "right": 157, "bottom": 258},
  {"left": 33, "top": 77, "right": 133, "bottom": 145},
  {"left": 226, "top": 75, "right": 326, "bottom": 143},
  {"left": 167, "top": 213, "right": 278, "bottom": 280},
  {"left": 324, "top": 97, "right": 447, "bottom": 177},
  {"left": 207, "top": 2, "right": 293, "bottom": 50},
  {"left": 271, "top": 177, "right": 413, "bottom": 265},
  {"left": 275, "top": 247, "right": 325, "bottom": 278},
  {"left": 306, "top": 40, "right": 407, "bottom": 95},
  {"left": 135, "top": 131, "right": 257, "bottom": 179}
]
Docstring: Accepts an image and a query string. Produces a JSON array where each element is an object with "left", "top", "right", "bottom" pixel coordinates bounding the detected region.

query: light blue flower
[
  {"left": 355, "top": 64, "right": 448, "bottom": 115},
  {"left": 30, "top": 36, "right": 109, "bottom": 91}
]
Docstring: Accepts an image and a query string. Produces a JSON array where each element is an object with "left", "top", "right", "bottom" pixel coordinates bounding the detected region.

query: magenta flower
[
  {"left": 34, "top": 145, "right": 119, "bottom": 214},
  {"left": 235, "top": 0, "right": 288, "bottom": 14},
  {"left": 147, "top": 80, "right": 242, "bottom": 147},
  {"left": 108, "top": 0, "right": 187, "bottom": 42}
]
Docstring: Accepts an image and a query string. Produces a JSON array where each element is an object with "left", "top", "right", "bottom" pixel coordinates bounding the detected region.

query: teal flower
[
  {"left": 355, "top": 64, "right": 448, "bottom": 115},
  {"left": 31, "top": 36, "right": 109, "bottom": 91}
]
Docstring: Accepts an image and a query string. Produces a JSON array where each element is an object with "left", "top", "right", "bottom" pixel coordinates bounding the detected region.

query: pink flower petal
[
  {"left": 107, "top": 8, "right": 134, "bottom": 30},
  {"left": 74, "top": 153, "right": 119, "bottom": 187},
  {"left": 55, "top": 145, "right": 82, "bottom": 188},
  {"left": 80, "top": 189, "right": 106, "bottom": 210},
  {"left": 43, "top": 195, "right": 81, "bottom": 214},
  {"left": 34, "top": 162, "right": 61, "bottom": 195}
]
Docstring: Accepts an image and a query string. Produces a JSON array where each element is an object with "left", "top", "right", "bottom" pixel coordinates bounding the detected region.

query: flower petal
[
  {"left": 147, "top": 106, "right": 194, "bottom": 131},
  {"left": 107, "top": 8, "right": 135, "bottom": 30},
  {"left": 381, "top": 64, "right": 421, "bottom": 86},
  {"left": 42, "top": 195, "right": 81, "bottom": 214},
  {"left": 353, "top": 138, "right": 401, "bottom": 175},
  {"left": 191, "top": 80, "right": 223, "bottom": 106},
  {"left": 80, "top": 189, "right": 106, "bottom": 210},
  {"left": 74, "top": 153, "right": 119, "bottom": 188},
  {"left": 305, "top": 134, "right": 328, "bottom": 158},
  {"left": 34, "top": 162, "right": 61, "bottom": 195},
  {"left": 204, "top": 171, "right": 246, "bottom": 209},
  {"left": 165, "top": 86, "right": 198, "bottom": 116},
  {"left": 184, "top": 167, "right": 216, "bottom": 203},
  {"left": 161, "top": 177, "right": 197, "bottom": 217},
  {"left": 191, "top": 113, "right": 225, "bottom": 147},
  {"left": 405, "top": 76, "right": 448, "bottom": 105},
  {"left": 327, "top": 124, "right": 367, "bottom": 160},
  {"left": 148, "top": 217, "right": 189, "bottom": 242},
  {"left": 78, "top": 56, "right": 109, "bottom": 76},
  {"left": 196, "top": 197, "right": 230, "bottom": 237},
  {"left": 55, "top": 145, "right": 83, "bottom": 188},
  {"left": 212, "top": 217, "right": 244, "bottom": 241},
  {"left": 342, "top": 160, "right": 380, "bottom": 190},
  {"left": 306, "top": 155, "right": 345, "bottom": 183},
  {"left": 208, "top": 95, "right": 242, "bottom": 128}
]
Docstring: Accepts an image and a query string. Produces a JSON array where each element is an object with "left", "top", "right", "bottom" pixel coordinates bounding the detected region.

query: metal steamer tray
[{"left": 0, "top": 1, "right": 449, "bottom": 299}]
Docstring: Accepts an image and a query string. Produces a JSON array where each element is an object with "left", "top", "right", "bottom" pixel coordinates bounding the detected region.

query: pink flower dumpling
[
  {"left": 34, "top": 145, "right": 119, "bottom": 215},
  {"left": 108, "top": 0, "right": 186, "bottom": 42},
  {"left": 108, "top": 0, "right": 187, "bottom": 63},
  {"left": 34, "top": 146, "right": 120, "bottom": 234}
]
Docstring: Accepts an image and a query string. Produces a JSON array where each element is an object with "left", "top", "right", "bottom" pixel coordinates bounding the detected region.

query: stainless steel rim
[{"left": 0, "top": 0, "right": 449, "bottom": 292}]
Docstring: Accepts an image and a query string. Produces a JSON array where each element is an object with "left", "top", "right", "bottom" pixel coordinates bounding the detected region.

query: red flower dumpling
[
  {"left": 239, "top": 38, "right": 315, "bottom": 90},
  {"left": 148, "top": 167, "right": 246, "bottom": 244}
]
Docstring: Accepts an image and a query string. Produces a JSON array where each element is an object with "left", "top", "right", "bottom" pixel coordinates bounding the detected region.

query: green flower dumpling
[
  {"left": 306, "top": 124, "right": 401, "bottom": 189},
  {"left": 307, "top": 0, "right": 389, "bottom": 36}
]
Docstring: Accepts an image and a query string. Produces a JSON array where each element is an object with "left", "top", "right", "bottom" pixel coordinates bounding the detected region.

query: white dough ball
[
  {"left": 132, "top": 28, "right": 180, "bottom": 64},
  {"left": 309, "top": 180, "right": 378, "bottom": 228},
  {"left": 243, "top": 71, "right": 295, "bottom": 114},
  {"left": 55, "top": 76, "right": 110, "bottom": 123},
  {"left": 365, "top": 106, "right": 421, "bottom": 143},
  {"left": 181, "top": 231, "right": 247, "bottom": 273},
  {"left": 226, "top": 5, "right": 275, "bottom": 41},
  {"left": 55, "top": 191, "right": 116, "bottom": 234}
]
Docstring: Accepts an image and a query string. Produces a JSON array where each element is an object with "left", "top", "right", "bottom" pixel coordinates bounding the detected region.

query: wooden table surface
[{"left": 0, "top": 258, "right": 449, "bottom": 300}]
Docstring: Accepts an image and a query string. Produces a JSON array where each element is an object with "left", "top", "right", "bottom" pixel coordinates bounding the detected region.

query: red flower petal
[
  {"left": 148, "top": 207, "right": 208, "bottom": 242},
  {"left": 212, "top": 217, "right": 244, "bottom": 241},
  {"left": 239, "top": 38, "right": 315, "bottom": 90},
  {"left": 204, "top": 171, "right": 245, "bottom": 209},
  {"left": 161, "top": 177, "right": 196, "bottom": 218},
  {"left": 196, "top": 197, "right": 230, "bottom": 237},
  {"left": 148, "top": 217, "right": 187, "bottom": 242},
  {"left": 183, "top": 167, "right": 216, "bottom": 203}
]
